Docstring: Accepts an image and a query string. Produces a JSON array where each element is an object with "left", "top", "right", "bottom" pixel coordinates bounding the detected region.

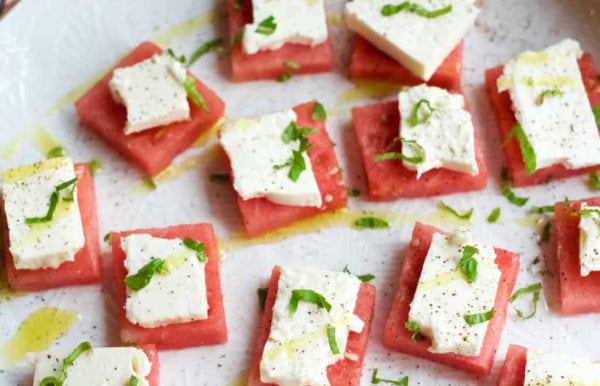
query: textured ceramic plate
[{"left": 1, "top": 0, "right": 600, "bottom": 385}]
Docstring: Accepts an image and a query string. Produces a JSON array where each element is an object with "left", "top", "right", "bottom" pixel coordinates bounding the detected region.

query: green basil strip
[
  {"left": 487, "top": 207, "right": 501, "bottom": 223},
  {"left": 312, "top": 102, "right": 327, "bottom": 121},
  {"left": 257, "top": 287, "right": 268, "bottom": 311},
  {"left": 25, "top": 178, "right": 78, "bottom": 224},
  {"left": 327, "top": 325, "right": 340, "bottom": 354},
  {"left": 343, "top": 265, "right": 375, "bottom": 282},
  {"left": 129, "top": 375, "right": 139, "bottom": 386},
  {"left": 183, "top": 237, "right": 207, "bottom": 263},
  {"left": 46, "top": 146, "right": 66, "bottom": 159},
  {"left": 255, "top": 15, "right": 277, "bottom": 35},
  {"left": 381, "top": 1, "right": 452, "bottom": 18},
  {"left": 374, "top": 137, "right": 425, "bottom": 164},
  {"left": 572, "top": 208, "right": 600, "bottom": 218},
  {"left": 288, "top": 289, "right": 332, "bottom": 313},
  {"left": 353, "top": 217, "right": 390, "bottom": 229},
  {"left": 506, "top": 124, "right": 536, "bottom": 175},
  {"left": 593, "top": 105, "right": 600, "bottom": 126},
  {"left": 458, "top": 245, "right": 478, "bottom": 283},
  {"left": 502, "top": 184, "right": 529, "bottom": 207},
  {"left": 183, "top": 76, "right": 209, "bottom": 113},
  {"left": 408, "top": 99, "right": 435, "bottom": 127},
  {"left": 89, "top": 159, "right": 102, "bottom": 176},
  {"left": 188, "top": 38, "right": 223, "bottom": 66},
  {"left": 534, "top": 88, "right": 563, "bottom": 106},
  {"left": 589, "top": 171, "right": 600, "bottom": 190},
  {"left": 231, "top": 30, "right": 244, "bottom": 46},
  {"left": 404, "top": 320, "right": 425, "bottom": 341},
  {"left": 39, "top": 341, "right": 93, "bottom": 386},
  {"left": 439, "top": 201, "right": 473, "bottom": 220},
  {"left": 510, "top": 282, "right": 542, "bottom": 320},
  {"left": 530, "top": 205, "right": 554, "bottom": 214},
  {"left": 276, "top": 72, "right": 293, "bottom": 82},
  {"left": 274, "top": 121, "right": 314, "bottom": 182},
  {"left": 125, "top": 258, "right": 168, "bottom": 291},
  {"left": 371, "top": 369, "right": 409, "bottom": 385},
  {"left": 166, "top": 48, "right": 186, "bottom": 63},
  {"left": 463, "top": 309, "right": 494, "bottom": 325}
]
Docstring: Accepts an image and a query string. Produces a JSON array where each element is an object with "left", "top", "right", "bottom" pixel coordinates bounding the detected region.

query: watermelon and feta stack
[
  {"left": 3, "top": 163, "right": 101, "bottom": 291},
  {"left": 382, "top": 222, "right": 520, "bottom": 375},
  {"left": 111, "top": 223, "right": 227, "bottom": 349},
  {"left": 497, "top": 344, "right": 527, "bottom": 386},
  {"left": 76, "top": 41, "right": 225, "bottom": 176}
]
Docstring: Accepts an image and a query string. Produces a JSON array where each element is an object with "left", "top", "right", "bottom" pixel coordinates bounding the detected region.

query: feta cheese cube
[
  {"left": 524, "top": 349, "right": 600, "bottom": 386},
  {"left": 219, "top": 109, "right": 322, "bottom": 208},
  {"left": 398, "top": 84, "right": 478, "bottom": 178},
  {"left": 243, "top": 0, "right": 328, "bottom": 55},
  {"left": 122, "top": 234, "right": 209, "bottom": 328},
  {"left": 260, "top": 266, "right": 364, "bottom": 386},
  {"left": 498, "top": 39, "right": 600, "bottom": 171},
  {"left": 578, "top": 203, "right": 600, "bottom": 277},
  {"left": 33, "top": 346, "right": 151, "bottom": 386},
  {"left": 1, "top": 157, "right": 85, "bottom": 270},
  {"left": 345, "top": 0, "right": 479, "bottom": 80},
  {"left": 109, "top": 54, "right": 190, "bottom": 135},
  {"left": 408, "top": 229, "right": 501, "bottom": 356}
]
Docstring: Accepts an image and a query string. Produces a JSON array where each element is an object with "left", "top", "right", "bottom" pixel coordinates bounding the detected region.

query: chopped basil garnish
[
  {"left": 593, "top": 105, "right": 600, "bottom": 126},
  {"left": 288, "top": 289, "right": 331, "bottom": 313},
  {"left": 183, "top": 237, "right": 207, "bottom": 263},
  {"left": 231, "top": 30, "right": 244, "bottom": 46},
  {"left": 510, "top": 282, "right": 542, "bottom": 320},
  {"left": 25, "top": 178, "right": 78, "bottom": 225},
  {"left": 128, "top": 375, "right": 139, "bottom": 386},
  {"left": 103, "top": 233, "right": 111, "bottom": 244},
  {"left": 540, "top": 221, "right": 551, "bottom": 243},
  {"left": 404, "top": 320, "right": 425, "bottom": 341},
  {"left": 439, "top": 201, "right": 473, "bottom": 220},
  {"left": 327, "top": 325, "right": 340, "bottom": 354},
  {"left": 188, "top": 38, "right": 223, "bottom": 66},
  {"left": 46, "top": 146, "right": 66, "bottom": 159},
  {"left": 373, "top": 137, "right": 425, "bottom": 164},
  {"left": 183, "top": 76, "right": 209, "bottom": 113},
  {"left": 353, "top": 217, "right": 390, "bottom": 229},
  {"left": 371, "top": 369, "right": 409, "bottom": 385},
  {"left": 347, "top": 188, "right": 361, "bottom": 197},
  {"left": 458, "top": 245, "right": 478, "bottom": 283},
  {"left": 283, "top": 61, "right": 302, "bottom": 70},
  {"left": 39, "top": 341, "right": 92, "bottom": 386},
  {"left": 273, "top": 121, "right": 315, "bottom": 182},
  {"left": 530, "top": 205, "right": 554, "bottom": 214},
  {"left": 571, "top": 208, "right": 600, "bottom": 218},
  {"left": 276, "top": 72, "right": 293, "bottom": 82},
  {"left": 209, "top": 173, "right": 230, "bottom": 184},
  {"left": 124, "top": 258, "right": 168, "bottom": 291},
  {"left": 166, "top": 48, "right": 186, "bottom": 63},
  {"left": 409, "top": 99, "right": 435, "bottom": 127},
  {"left": 487, "top": 207, "right": 501, "bottom": 223},
  {"left": 505, "top": 124, "right": 536, "bottom": 175},
  {"left": 312, "top": 102, "right": 327, "bottom": 121},
  {"left": 589, "top": 171, "right": 600, "bottom": 190},
  {"left": 255, "top": 15, "right": 277, "bottom": 35},
  {"left": 343, "top": 265, "right": 375, "bottom": 282},
  {"left": 502, "top": 184, "right": 529, "bottom": 207},
  {"left": 535, "top": 88, "right": 563, "bottom": 106},
  {"left": 381, "top": 1, "right": 452, "bottom": 18},
  {"left": 463, "top": 309, "right": 494, "bottom": 325},
  {"left": 89, "top": 159, "right": 102, "bottom": 176},
  {"left": 257, "top": 287, "right": 268, "bottom": 311}
]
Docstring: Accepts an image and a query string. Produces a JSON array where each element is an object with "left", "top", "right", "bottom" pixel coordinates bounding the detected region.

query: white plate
[{"left": 1, "top": 0, "right": 600, "bottom": 385}]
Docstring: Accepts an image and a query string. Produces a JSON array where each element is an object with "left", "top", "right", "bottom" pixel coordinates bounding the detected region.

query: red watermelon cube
[
  {"left": 382, "top": 222, "right": 520, "bottom": 375},
  {"left": 76, "top": 41, "right": 225, "bottom": 176},
  {"left": 352, "top": 99, "right": 487, "bottom": 200},
  {"left": 484, "top": 53, "right": 600, "bottom": 187},
  {"left": 246, "top": 266, "right": 376, "bottom": 386},
  {"left": 497, "top": 344, "right": 527, "bottom": 386},
  {"left": 3, "top": 163, "right": 102, "bottom": 291},
  {"left": 111, "top": 223, "right": 227, "bottom": 349},
  {"left": 349, "top": 35, "right": 464, "bottom": 90},
  {"left": 226, "top": 0, "right": 335, "bottom": 82}
]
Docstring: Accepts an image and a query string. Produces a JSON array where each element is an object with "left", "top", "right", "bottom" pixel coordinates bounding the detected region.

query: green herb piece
[
  {"left": 276, "top": 72, "right": 293, "bottom": 82},
  {"left": 487, "top": 207, "right": 501, "bottom": 223},
  {"left": 408, "top": 99, "right": 435, "bottom": 127},
  {"left": 343, "top": 265, "right": 375, "bottom": 282},
  {"left": 439, "top": 201, "right": 473, "bottom": 220},
  {"left": 39, "top": 341, "right": 92, "bottom": 386},
  {"left": 404, "top": 320, "right": 425, "bottom": 341},
  {"left": 89, "top": 159, "right": 102, "bottom": 176},
  {"left": 183, "top": 76, "right": 209, "bottom": 113},
  {"left": 124, "top": 258, "right": 168, "bottom": 291},
  {"left": 505, "top": 124, "right": 536, "bottom": 174},
  {"left": 183, "top": 237, "right": 207, "bottom": 263},
  {"left": 188, "top": 38, "right": 223, "bottom": 66},
  {"left": 312, "top": 102, "right": 327, "bottom": 121},
  {"left": 129, "top": 375, "right": 139, "bottom": 386},
  {"left": 510, "top": 282, "right": 542, "bottom": 320},
  {"left": 535, "top": 88, "right": 563, "bottom": 106},
  {"left": 166, "top": 48, "right": 186, "bottom": 63},
  {"left": 281, "top": 121, "right": 314, "bottom": 144},
  {"left": 25, "top": 178, "right": 78, "bottom": 225},
  {"left": 502, "top": 184, "right": 529, "bottom": 207},
  {"left": 530, "top": 205, "right": 554, "bottom": 214},
  {"left": 257, "top": 287, "right": 268, "bottom": 311},
  {"left": 463, "top": 309, "right": 494, "bottom": 325},
  {"left": 274, "top": 121, "right": 315, "bottom": 182},
  {"left": 572, "top": 208, "right": 600, "bottom": 218},
  {"left": 46, "top": 146, "right": 66, "bottom": 159},
  {"left": 231, "top": 30, "right": 244, "bottom": 46},
  {"left": 103, "top": 233, "right": 111, "bottom": 244},
  {"left": 209, "top": 173, "right": 230, "bottom": 184},
  {"left": 458, "top": 245, "right": 479, "bottom": 283},
  {"left": 283, "top": 61, "right": 302, "bottom": 70},
  {"left": 353, "top": 217, "right": 390, "bottom": 229},
  {"left": 347, "top": 188, "right": 361, "bottom": 197},
  {"left": 540, "top": 222, "right": 551, "bottom": 243},
  {"left": 381, "top": 1, "right": 452, "bottom": 18},
  {"left": 327, "top": 325, "right": 340, "bottom": 354},
  {"left": 371, "top": 369, "right": 409, "bottom": 385},
  {"left": 288, "top": 289, "right": 331, "bottom": 313},
  {"left": 593, "top": 105, "right": 600, "bottom": 126},
  {"left": 273, "top": 149, "right": 306, "bottom": 182},
  {"left": 142, "top": 177, "right": 157, "bottom": 191},
  {"left": 256, "top": 15, "right": 277, "bottom": 35},
  {"left": 589, "top": 171, "right": 600, "bottom": 190},
  {"left": 374, "top": 137, "right": 425, "bottom": 164}
]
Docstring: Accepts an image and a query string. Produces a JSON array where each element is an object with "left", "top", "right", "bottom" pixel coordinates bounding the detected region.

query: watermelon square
[
  {"left": 76, "top": 41, "right": 225, "bottom": 176},
  {"left": 111, "top": 223, "right": 227, "bottom": 350},
  {"left": 382, "top": 222, "right": 520, "bottom": 375},
  {"left": 226, "top": 101, "right": 347, "bottom": 237},
  {"left": 351, "top": 99, "right": 487, "bottom": 200},
  {"left": 498, "top": 344, "right": 527, "bottom": 386},
  {"left": 484, "top": 53, "right": 600, "bottom": 187},
  {"left": 246, "top": 266, "right": 376, "bottom": 386},
  {"left": 349, "top": 35, "right": 464, "bottom": 91},
  {"left": 226, "top": 0, "right": 335, "bottom": 82},
  {"left": 3, "top": 163, "right": 102, "bottom": 291},
  {"left": 553, "top": 196, "right": 600, "bottom": 315}
]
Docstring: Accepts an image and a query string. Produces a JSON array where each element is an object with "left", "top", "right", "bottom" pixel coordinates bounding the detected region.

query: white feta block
[
  {"left": 524, "top": 349, "right": 600, "bottom": 386},
  {"left": 578, "top": 203, "right": 600, "bottom": 277},
  {"left": 260, "top": 266, "right": 364, "bottom": 386},
  {"left": 122, "top": 233, "right": 208, "bottom": 328},
  {"left": 242, "top": 0, "right": 328, "bottom": 55},
  {"left": 110, "top": 54, "right": 190, "bottom": 135},
  {"left": 398, "top": 84, "right": 478, "bottom": 178},
  {"left": 1, "top": 157, "right": 85, "bottom": 270},
  {"left": 219, "top": 109, "right": 322, "bottom": 208},
  {"left": 408, "top": 229, "right": 501, "bottom": 356},
  {"left": 345, "top": 0, "right": 478, "bottom": 80},
  {"left": 498, "top": 39, "right": 600, "bottom": 171},
  {"left": 33, "top": 346, "right": 151, "bottom": 386}
]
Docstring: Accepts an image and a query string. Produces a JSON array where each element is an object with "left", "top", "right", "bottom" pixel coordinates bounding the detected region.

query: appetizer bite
[
  {"left": 227, "top": 0, "right": 335, "bottom": 81},
  {"left": 110, "top": 223, "right": 227, "bottom": 349},
  {"left": 345, "top": 0, "right": 479, "bottom": 89},
  {"left": 352, "top": 85, "right": 487, "bottom": 200},
  {"left": 1, "top": 157, "right": 101, "bottom": 291},
  {"left": 219, "top": 101, "right": 346, "bottom": 236},
  {"left": 383, "top": 222, "right": 519, "bottom": 375},
  {"left": 247, "top": 266, "right": 375, "bottom": 386},
  {"left": 76, "top": 41, "right": 225, "bottom": 176},
  {"left": 485, "top": 39, "right": 600, "bottom": 186}
]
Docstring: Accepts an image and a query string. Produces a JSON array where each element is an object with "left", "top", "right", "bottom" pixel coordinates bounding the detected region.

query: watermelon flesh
[
  {"left": 139, "top": 344, "right": 160, "bottom": 386},
  {"left": 497, "top": 344, "right": 527, "bottom": 386}
]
